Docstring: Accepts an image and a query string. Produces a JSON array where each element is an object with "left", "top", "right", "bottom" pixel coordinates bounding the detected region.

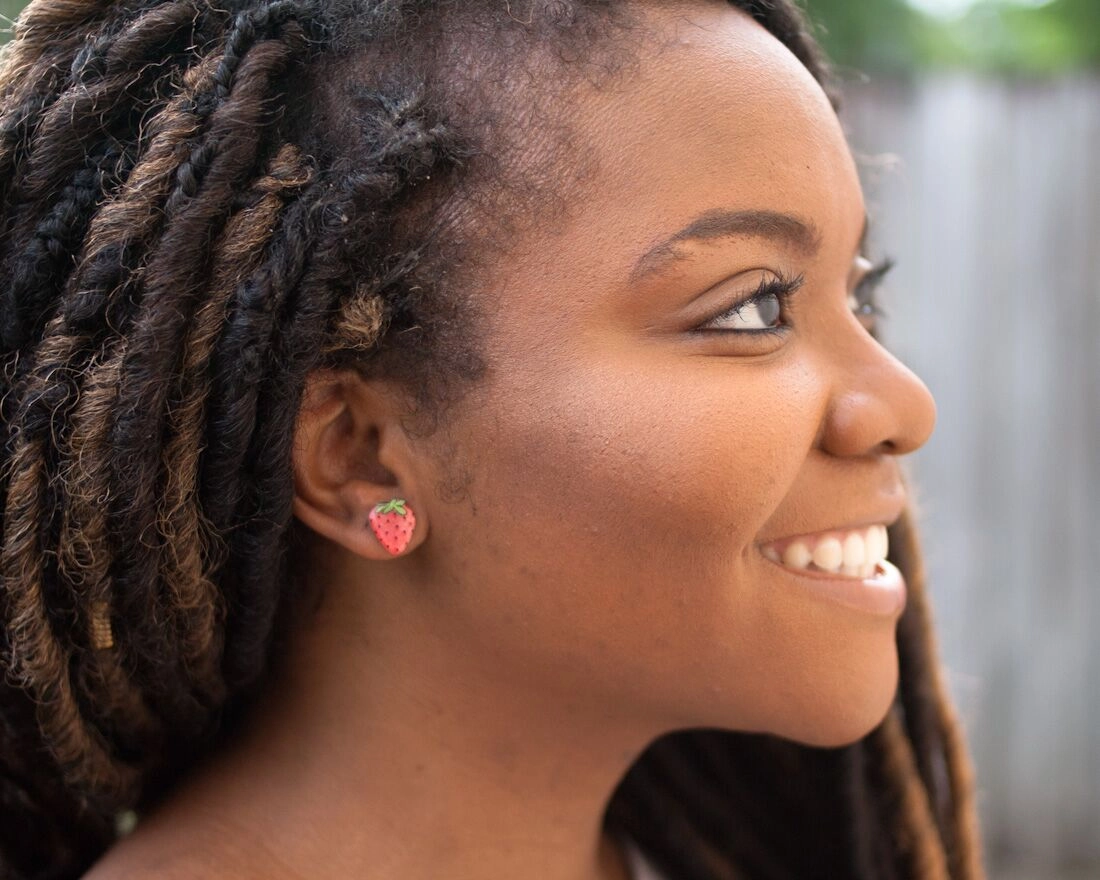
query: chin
[
  {"left": 791, "top": 703, "right": 895, "bottom": 748},
  {"left": 770, "top": 648, "right": 901, "bottom": 749}
]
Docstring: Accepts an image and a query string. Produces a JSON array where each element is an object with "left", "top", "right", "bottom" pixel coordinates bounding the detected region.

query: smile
[{"left": 759, "top": 524, "right": 889, "bottom": 579}]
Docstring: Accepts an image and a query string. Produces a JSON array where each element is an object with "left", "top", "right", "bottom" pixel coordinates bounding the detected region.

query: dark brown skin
[{"left": 87, "top": 2, "right": 935, "bottom": 878}]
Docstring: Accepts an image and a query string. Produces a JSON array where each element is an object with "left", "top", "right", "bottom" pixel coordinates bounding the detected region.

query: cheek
[
  {"left": 502, "top": 355, "right": 822, "bottom": 551},
  {"left": 428, "top": 354, "right": 822, "bottom": 663},
  {"left": 422, "top": 351, "right": 898, "bottom": 740}
]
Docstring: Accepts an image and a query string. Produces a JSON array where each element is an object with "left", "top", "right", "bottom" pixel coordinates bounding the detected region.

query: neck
[{"left": 124, "top": 563, "right": 655, "bottom": 880}]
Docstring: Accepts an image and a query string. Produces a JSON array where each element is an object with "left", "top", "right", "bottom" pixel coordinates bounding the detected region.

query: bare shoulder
[
  {"left": 82, "top": 814, "right": 301, "bottom": 880},
  {"left": 83, "top": 845, "right": 222, "bottom": 880}
]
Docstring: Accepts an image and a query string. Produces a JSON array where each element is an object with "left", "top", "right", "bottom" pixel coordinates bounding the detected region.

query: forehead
[{"left": 499, "top": 2, "right": 862, "bottom": 285}]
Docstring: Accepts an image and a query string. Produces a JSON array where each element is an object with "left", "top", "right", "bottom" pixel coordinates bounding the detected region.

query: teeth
[
  {"left": 763, "top": 524, "right": 890, "bottom": 578},
  {"left": 842, "top": 532, "right": 866, "bottom": 568},
  {"left": 782, "top": 541, "right": 812, "bottom": 570},
  {"left": 867, "top": 525, "right": 888, "bottom": 562},
  {"left": 812, "top": 537, "right": 843, "bottom": 573}
]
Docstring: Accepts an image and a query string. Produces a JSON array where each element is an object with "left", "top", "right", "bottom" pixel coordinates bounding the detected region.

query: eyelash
[
  {"left": 696, "top": 271, "right": 805, "bottom": 338},
  {"left": 850, "top": 257, "right": 894, "bottom": 324},
  {"left": 696, "top": 257, "right": 894, "bottom": 336}
]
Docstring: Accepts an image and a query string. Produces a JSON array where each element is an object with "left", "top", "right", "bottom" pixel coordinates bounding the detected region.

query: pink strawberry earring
[{"left": 368, "top": 498, "right": 417, "bottom": 556}]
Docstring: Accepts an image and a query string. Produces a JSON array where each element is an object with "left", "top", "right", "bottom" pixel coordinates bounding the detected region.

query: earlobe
[
  {"left": 291, "top": 371, "right": 428, "bottom": 561},
  {"left": 292, "top": 492, "right": 425, "bottom": 561}
]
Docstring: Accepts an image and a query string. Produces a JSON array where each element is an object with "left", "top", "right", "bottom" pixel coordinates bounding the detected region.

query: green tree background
[
  {"left": 0, "top": 0, "right": 23, "bottom": 41},
  {"left": 805, "top": 0, "right": 1100, "bottom": 74},
  {"left": 2, "top": 0, "right": 1098, "bottom": 70}
]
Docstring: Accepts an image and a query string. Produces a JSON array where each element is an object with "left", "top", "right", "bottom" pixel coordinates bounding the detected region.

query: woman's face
[{"left": 408, "top": 1, "right": 936, "bottom": 746}]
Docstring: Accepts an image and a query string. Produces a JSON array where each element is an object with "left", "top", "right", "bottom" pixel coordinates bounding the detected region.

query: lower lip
[{"left": 761, "top": 554, "right": 907, "bottom": 617}]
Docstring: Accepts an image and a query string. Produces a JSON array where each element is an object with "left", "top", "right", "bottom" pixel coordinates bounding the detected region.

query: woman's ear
[{"left": 291, "top": 370, "right": 428, "bottom": 560}]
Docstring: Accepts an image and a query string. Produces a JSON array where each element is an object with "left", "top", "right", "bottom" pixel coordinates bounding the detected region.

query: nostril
[{"left": 819, "top": 361, "right": 935, "bottom": 459}]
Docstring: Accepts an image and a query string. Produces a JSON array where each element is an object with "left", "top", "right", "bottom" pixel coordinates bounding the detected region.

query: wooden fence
[{"left": 842, "top": 74, "right": 1100, "bottom": 878}]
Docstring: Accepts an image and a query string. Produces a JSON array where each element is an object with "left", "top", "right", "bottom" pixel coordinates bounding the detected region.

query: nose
[{"left": 818, "top": 332, "right": 937, "bottom": 459}]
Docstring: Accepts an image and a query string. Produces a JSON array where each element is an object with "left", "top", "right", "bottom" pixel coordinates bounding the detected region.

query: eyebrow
[{"left": 629, "top": 209, "right": 828, "bottom": 282}]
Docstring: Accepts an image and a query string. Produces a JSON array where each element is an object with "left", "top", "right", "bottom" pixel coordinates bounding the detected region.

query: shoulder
[
  {"left": 81, "top": 816, "right": 300, "bottom": 880},
  {"left": 83, "top": 846, "right": 224, "bottom": 880}
]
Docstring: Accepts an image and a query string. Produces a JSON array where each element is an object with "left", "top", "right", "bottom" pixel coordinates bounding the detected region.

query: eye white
[{"left": 709, "top": 294, "right": 781, "bottom": 331}]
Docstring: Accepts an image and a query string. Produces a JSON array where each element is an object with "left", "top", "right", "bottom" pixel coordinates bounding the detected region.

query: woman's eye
[
  {"left": 698, "top": 274, "right": 803, "bottom": 334},
  {"left": 712, "top": 293, "right": 783, "bottom": 331},
  {"left": 848, "top": 257, "right": 894, "bottom": 329},
  {"left": 847, "top": 287, "right": 875, "bottom": 320}
]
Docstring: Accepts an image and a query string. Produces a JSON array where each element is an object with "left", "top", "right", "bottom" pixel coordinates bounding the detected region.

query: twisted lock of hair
[
  {"left": 8, "top": 0, "right": 458, "bottom": 809},
  {"left": 0, "top": 143, "right": 133, "bottom": 355},
  {"left": 104, "top": 22, "right": 316, "bottom": 736},
  {"left": 2, "top": 6, "right": 321, "bottom": 795},
  {"left": 0, "top": 0, "right": 120, "bottom": 210},
  {"left": 870, "top": 708, "right": 949, "bottom": 880},
  {"left": 0, "top": 21, "right": 217, "bottom": 359},
  {"left": 154, "top": 143, "right": 317, "bottom": 704},
  {"left": 890, "top": 508, "right": 984, "bottom": 880},
  {"left": 0, "top": 0, "right": 116, "bottom": 84},
  {"left": 0, "top": 1, "right": 986, "bottom": 878},
  {"left": 643, "top": 737, "right": 783, "bottom": 879},
  {"left": 0, "top": 53, "right": 228, "bottom": 802},
  {"left": 163, "top": 0, "right": 321, "bottom": 216},
  {"left": 54, "top": 146, "right": 318, "bottom": 783},
  {"left": 0, "top": 0, "right": 210, "bottom": 280},
  {"left": 199, "top": 186, "right": 327, "bottom": 692},
  {"left": 0, "top": 6, "right": 334, "bottom": 865},
  {"left": 611, "top": 758, "right": 746, "bottom": 880}
]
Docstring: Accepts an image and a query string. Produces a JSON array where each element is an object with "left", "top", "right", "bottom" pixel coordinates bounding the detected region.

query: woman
[{"left": 0, "top": 0, "right": 985, "bottom": 877}]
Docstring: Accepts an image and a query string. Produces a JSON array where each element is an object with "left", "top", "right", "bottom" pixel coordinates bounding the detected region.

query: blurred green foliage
[
  {"left": 803, "top": 0, "right": 934, "bottom": 73},
  {"left": 1, "top": 0, "right": 24, "bottom": 38},
  {"left": 1, "top": 0, "right": 1097, "bottom": 70},
  {"left": 803, "top": 0, "right": 1100, "bottom": 73}
]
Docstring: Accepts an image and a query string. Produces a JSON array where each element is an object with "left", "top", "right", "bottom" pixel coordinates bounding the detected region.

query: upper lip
[{"left": 756, "top": 500, "right": 906, "bottom": 547}]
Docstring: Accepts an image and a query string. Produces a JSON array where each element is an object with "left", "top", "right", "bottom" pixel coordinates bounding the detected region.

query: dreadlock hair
[{"left": 0, "top": 0, "right": 985, "bottom": 877}]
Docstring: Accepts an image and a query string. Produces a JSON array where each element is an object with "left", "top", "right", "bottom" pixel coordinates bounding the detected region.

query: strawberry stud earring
[{"left": 369, "top": 498, "right": 417, "bottom": 556}]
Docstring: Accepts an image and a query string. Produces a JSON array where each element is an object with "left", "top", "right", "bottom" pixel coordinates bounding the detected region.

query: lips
[{"left": 759, "top": 524, "right": 889, "bottom": 579}]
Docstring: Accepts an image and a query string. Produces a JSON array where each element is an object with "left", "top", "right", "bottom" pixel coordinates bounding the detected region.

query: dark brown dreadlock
[{"left": 0, "top": 0, "right": 985, "bottom": 877}]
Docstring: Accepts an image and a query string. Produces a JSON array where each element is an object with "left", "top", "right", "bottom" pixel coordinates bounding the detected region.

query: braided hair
[{"left": 0, "top": 0, "right": 985, "bottom": 877}]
